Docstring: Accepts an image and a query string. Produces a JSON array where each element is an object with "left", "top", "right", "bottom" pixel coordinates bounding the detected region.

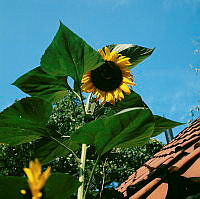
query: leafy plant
[{"left": 0, "top": 22, "right": 183, "bottom": 199}]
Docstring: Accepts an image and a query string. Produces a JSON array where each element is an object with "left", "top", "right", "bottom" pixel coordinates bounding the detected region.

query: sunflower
[
  {"left": 81, "top": 47, "right": 135, "bottom": 104},
  {"left": 20, "top": 159, "right": 51, "bottom": 199}
]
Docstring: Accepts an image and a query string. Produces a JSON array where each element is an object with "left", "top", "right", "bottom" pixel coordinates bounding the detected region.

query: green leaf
[
  {"left": 34, "top": 137, "right": 79, "bottom": 165},
  {"left": 0, "top": 97, "right": 52, "bottom": 145},
  {"left": 0, "top": 176, "right": 27, "bottom": 199},
  {"left": 41, "top": 22, "right": 104, "bottom": 90},
  {"left": 152, "top": 115, "right": 184, "bottom": 137},
  {"left": 105, "top": 90, "right": 148, "bottom": 116},
  {"left": 45, "top": 173, "right": 81, "bottom": 199},
  {"left": 106, "top": 44, "right": 154, "bottom": 69},
  {"left": 0, "top": 174, "right": 81, "bottom": 199},
  {"left": 71, "top": 107, "right": 154, "bottom": 155},
  {"left": 12, "top": 66, "right": 70, "bottom": 103}
]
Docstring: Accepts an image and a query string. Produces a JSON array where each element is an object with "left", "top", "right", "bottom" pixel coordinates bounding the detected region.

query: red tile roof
[{"left": 117, "top": 118, "right": 200, "bottom": 199}]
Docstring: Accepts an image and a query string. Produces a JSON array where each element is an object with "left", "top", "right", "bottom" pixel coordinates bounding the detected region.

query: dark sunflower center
[{"left": 91, "top": 61, "right": 123, "bottom": 92}]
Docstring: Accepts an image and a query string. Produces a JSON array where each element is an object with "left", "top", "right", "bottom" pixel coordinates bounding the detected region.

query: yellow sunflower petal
[
  {"left": 104, "top": 47, "right": 111, "bottom": 60},
  {"left": 29, "top": 160, "right": 34, "bottom": 170},
  {"left": 113, "top": 89, "right": 120, "bottom": 99},
  {"left": 82, "top": 87, "right": 95, "bottom": 93},
  {"left": 117, "top": 61, "right": 132, "bottom": 67},
  {"left": 82, "top": 79, "right": 91, "bottom": 84},
  {"left": 82, "top": 72, "right": 91, "bottom": 78},
  {"left": 34, "top": 159, "right": 42, "bottom": 178},
  {"left": 105, "top": 92, "right": 114, "bottom": 104},
  {"left": 118, "top": 89, "right": 124, "bottom": 101},
  {"left": 120, "top": 83, "right": 131, "bottom": 94},
  {"left": 116, "top": 57, "right": 130, "bottom": 63},
  {"left": 100, "top": 91, "right": 106, "bottom": 104},
  {"left": 98, "top": 49, "right": 106, "bottom": 59},
  {"left": 120, "top": 67, "right": 131, "bottom": 72},
  {"left": 42, "top": 167, "right": 51, "bottom": 180},
  {"left": 122, "top": 73, "right": 131, "bottom": 79},
  {"left": 82, "top": 82, "right": 94, "bottom": 90},
  {"left": 24, "top": 168, "right": 34, "bottom": 183},
  {"left": 81, "top": 76, "right": 91, "bottom": 83},
  {"left": 122, "top": 77, "right": 135, "bottom": 86},
  {"left": 117, "top": 55, "right": 126, "bottom": 60},
  {"left": 94, "top": 89, "right": 100, "bottom": 99},
  {"left": 109, "top": 51, "right": 118, "bottom": 62}
]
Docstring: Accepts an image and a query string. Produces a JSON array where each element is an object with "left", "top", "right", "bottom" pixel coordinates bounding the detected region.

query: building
[{"left": 117, "top": 118, "right": 200, "bottom": 199}]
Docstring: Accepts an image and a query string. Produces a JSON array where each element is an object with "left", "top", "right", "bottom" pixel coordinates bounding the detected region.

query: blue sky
[{"left": 1, "top": 0, "right": 200, "bottom": 143}]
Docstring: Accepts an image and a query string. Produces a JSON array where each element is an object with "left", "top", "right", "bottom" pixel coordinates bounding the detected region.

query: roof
[{"left": 117, "top": 118, "right": 200, "bottom": 199}]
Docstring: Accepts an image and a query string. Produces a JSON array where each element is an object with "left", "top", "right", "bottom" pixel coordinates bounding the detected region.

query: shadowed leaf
[
  {"left": 34, "top": 137, "right": 79, "bottom": 165},
  {"left": 0, "top": 176, "right": 27, "bottom": 199},
  {"left": 0, "top": 97, "right": 52, "bottom": 145},
  {"left": 12, "top": 66, "right": 69, "bottom": 103},
  {"left": 46, "top": 173, "right": 81, "bottom": 199}
]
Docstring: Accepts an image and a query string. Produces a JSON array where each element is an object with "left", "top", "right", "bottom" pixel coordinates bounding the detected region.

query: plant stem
[
  {"left": 83, "top": 154, "right": 101, "bottom": 199},
  {"left": 77, "top": 94, "right": 92, "bottom": 199},
  {"left": 78, "top": 144, "right": 87, "bottom": 199}
]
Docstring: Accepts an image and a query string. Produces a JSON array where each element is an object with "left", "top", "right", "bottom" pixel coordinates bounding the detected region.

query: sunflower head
[
  {"left": 21, "top": 159, "right": 51, "bottom": 199},
  {"left": 81, "top": 47, "right": 135, "bottom": 104}
]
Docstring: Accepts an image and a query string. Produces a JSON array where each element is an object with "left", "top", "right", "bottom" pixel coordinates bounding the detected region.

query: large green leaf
[
  {"left": 106, "top": 44, "right": 154, "bottom": 69},
  {"left": 0, "top": 174, "right": 81, "bottom": 199},
  {"left": 45, "top": 173, "right": 81, "bottom": 199},
  {"left": 34, "top": 137, "right": 79, "bottom": 165},
  {"left": 0, "top": 176, "right": 27, "bottom": 199},
  {"left": 12, "top": 66, "right": 69, "bottom": 103},
  {"left": 71, "top": 107, "right": 154, "bottom": 155},
  {"left": 41, "top": 22, "right": 104, "bottom": 89},
  {"left": 105, "top": 90, "right": 148, "bottom": 116},
  {"left": 0, "top": 97, "right": 52, "bottom": 145},
  {"left": 152, "top": 115, "right": 184, "bottom": 137}
]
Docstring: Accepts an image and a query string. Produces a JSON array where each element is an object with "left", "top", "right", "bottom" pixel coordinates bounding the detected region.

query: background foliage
[{"left": 0, "top": 91, "right": 163, "bottom": 194}]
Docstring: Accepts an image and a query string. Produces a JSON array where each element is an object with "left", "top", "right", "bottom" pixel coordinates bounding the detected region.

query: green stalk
[
  {"left": 77, "top": 94, "right": 92, "bottom": 199},
  {"left": 78, "top": 144, "right": 87, "bottom": 199},
  {"left": 83, "top": 154, "right": 101, "bottom": 199}
]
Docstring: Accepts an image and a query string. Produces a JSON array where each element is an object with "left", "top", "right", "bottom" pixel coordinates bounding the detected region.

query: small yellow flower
[
  {"left": 21, "top": 159, "right": 51, "bottom": 199},
  {"left": 81, "top": 47, "right": 135, "bottom": 104}
]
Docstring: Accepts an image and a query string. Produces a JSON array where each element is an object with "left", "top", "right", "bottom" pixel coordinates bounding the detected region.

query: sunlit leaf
[
  {"left": 72, "top": 107, "right": 154, "bottom": 155},
  {"left": 12, "top": 66, "right": 69, "bottom": 103},
  {"left": 34, "top": 137, "right": 79, "bottom": 165},
  {"left": 152, "top": 115, "right": 184, "bottom": 137},
  {"left": 0, "top": 97, "right": 52, "bottom": 145},
  {"left": 41, "top": 22, "right": 104, "bottom": 90},
  {"left": 106, "top": 44, "right": 154, "bottom": 69}
]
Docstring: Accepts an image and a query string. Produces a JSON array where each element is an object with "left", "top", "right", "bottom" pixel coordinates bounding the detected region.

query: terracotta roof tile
[{"left": 117, "top": 118, "right": 200, "bottom": 198}]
